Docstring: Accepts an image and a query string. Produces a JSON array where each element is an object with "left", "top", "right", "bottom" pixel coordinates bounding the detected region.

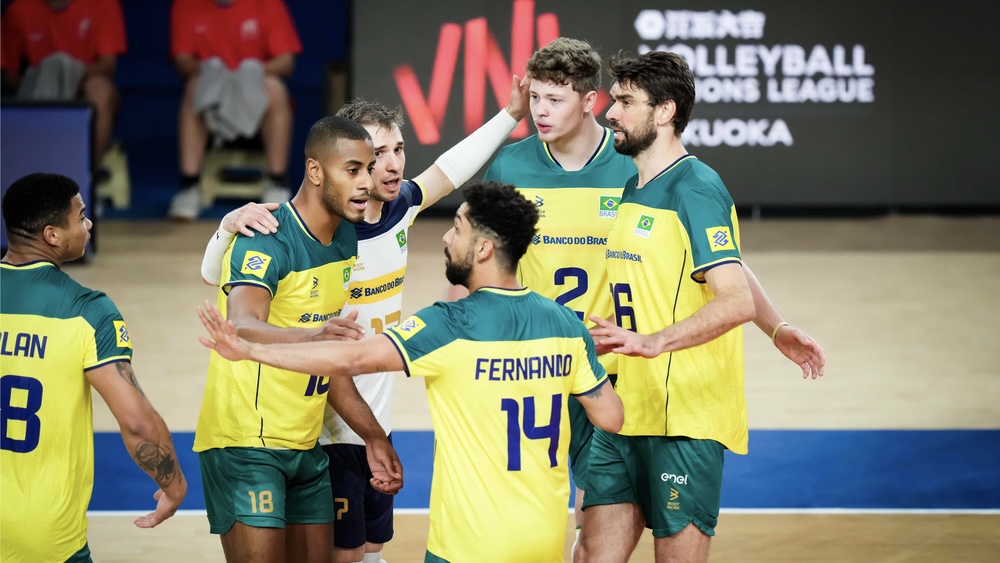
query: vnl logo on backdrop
[
  {"left": 634, "top": 9, "right": 876, "bottom": 147},
  {"left": 392, "top": 0, "right": 560, "bottom": 145}
]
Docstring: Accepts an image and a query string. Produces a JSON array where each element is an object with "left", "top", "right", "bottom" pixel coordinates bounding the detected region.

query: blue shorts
[{"left": 323, "top": 433, "right": 394, "bottom": 549}]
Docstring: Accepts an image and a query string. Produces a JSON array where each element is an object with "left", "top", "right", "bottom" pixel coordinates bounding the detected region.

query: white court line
[{"left": 88, "top": 508, "right": 1000, "bottom": 517}]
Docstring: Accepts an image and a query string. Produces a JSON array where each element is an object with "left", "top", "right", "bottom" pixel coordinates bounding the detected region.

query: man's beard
[
  {"left": 611, "top": 117, "right": 657, "bottom": 157},
  {"left": 444, "top": 248, "right": 473, "bottom": 287}
]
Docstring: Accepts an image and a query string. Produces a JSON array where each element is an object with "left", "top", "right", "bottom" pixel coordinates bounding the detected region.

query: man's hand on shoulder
[{"left": 222, "top": 202, "right": 280, "bottom": 237}]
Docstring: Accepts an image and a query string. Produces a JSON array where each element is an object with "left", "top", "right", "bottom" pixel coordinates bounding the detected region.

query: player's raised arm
[
  {"left": 412, "top": 74, "right": 530, "bottom": 209},
  {"left": 199, "top": 301, "right": 404, "bottom": 376},
  {"left": 86, "top": 361, "right": 187, "bottom": 529},
  {"left": 741, "top": 263, "right": 826, "bottom": 379}
]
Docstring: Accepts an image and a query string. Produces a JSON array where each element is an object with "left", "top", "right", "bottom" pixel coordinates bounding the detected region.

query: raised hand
[
  {"left": 505, "top": 74, "right": 531, "bottom": 122},
  {"left": 197, "top": 300, "right": 252, "bottom": 361}
]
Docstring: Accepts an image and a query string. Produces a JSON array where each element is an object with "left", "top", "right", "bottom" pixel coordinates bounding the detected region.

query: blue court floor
[{"left": 91, "top": 430, "right": 1000, "bottom": 512}]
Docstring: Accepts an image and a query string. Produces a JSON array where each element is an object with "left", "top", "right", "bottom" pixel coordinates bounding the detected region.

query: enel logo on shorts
[{"left": 661, "top": 473, "right": 689, "bottom": 485}]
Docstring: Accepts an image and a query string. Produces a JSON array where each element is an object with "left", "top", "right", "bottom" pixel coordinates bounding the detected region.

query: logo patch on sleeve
[
  {"left": 241, "top": 251, "right": 272, "bottom": 278},
  {"left": 394, "top": 316, "right": 426, "bottom": 340},
  {"left": 113, "top": 320, "right": 132, "bottom": 348},
  {"left": 707, "top": 227, "right": 735, "bottom": 251}
]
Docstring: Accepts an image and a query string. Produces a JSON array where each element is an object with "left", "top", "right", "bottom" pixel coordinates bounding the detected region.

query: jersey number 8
[{"left": 1, "top": 375, "right": 43, "bottom": 453}]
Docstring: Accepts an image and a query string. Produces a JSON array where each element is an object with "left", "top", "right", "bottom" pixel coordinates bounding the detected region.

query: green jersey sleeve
[
  {"left": 677, "top": 185, "right": 742, "bottom": 281},
  {"left": 223, "top": 232, "right": 287, "bottom": 297},
  {"left": 82, "top": 292, "right": 133, "bottom": 369}
]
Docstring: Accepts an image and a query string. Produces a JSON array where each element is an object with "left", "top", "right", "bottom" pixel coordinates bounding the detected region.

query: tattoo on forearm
[
  {"left": 115, "top": 362, "right": 145, "bottom": 397},
  {"left": 134, "top": 441, "right": 181, "bottom": 488}
]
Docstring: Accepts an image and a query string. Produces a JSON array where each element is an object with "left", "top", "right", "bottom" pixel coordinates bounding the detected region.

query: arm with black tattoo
[{"left": 86, "top": 360, "right": 188, "bottom": 528}]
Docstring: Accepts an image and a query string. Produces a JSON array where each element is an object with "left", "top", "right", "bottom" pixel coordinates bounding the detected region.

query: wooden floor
[
  {"left": 87, "top": 513, "right": 1000, "bottom": 562},
  {"left": 67, "top": 215, "right": 1000, "bottom": 561}
]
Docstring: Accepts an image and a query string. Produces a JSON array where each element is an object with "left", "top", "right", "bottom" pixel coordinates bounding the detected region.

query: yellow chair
[
  {"left": 95, "top": 142, "right": 131, "bottom": 209},
  {"left": 199, "top": 140, "right": 269, "bottom": 208}
]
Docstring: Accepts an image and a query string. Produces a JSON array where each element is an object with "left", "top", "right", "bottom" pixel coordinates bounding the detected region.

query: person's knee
[
  {"left": 80, "top": 75, "right": 118, "bottom": 112},
  {"left": 332, "top": 545, "right": 364, "bottom": 563},
  {"left": 263, "top": 75, "right": 290, "bottom": 108},
  {"left": 180, "top": 75, "right": 201, "bottom": 109}
]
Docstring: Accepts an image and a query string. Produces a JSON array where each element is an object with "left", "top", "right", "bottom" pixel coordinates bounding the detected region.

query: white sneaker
[
  {"left": 262, "top": 184, "right": 291, "bottom": 204},
  {"left": 168, "top": 186, "right": 201, "bottom": 221}
]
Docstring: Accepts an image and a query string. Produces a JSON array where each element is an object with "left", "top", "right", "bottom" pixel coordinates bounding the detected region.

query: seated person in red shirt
[
  {"left": 168, "top": 0, "right": 302, "bottom": 221},
  {"left": 1, "top": 0, "right": 126, "bottom": 166}
]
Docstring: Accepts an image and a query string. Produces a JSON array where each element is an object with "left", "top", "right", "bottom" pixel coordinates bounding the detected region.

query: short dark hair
[
  {"left": 462, "top": 181, "right": 539, "bottom": 273},
  {"left": 304, "top": 115, "right": 372, "bottom": 159},
  {"left": 527, "top": 37, "right": 602, "bottom": 94},
  {"left": 336, "top": 99, "right": 405, "bottom": 131},
  {"left": 608, "top": 51, "right": 695, "bottom": 135},
  {"left": 2, "top": 173, "right": 80, "bottom": 241}
]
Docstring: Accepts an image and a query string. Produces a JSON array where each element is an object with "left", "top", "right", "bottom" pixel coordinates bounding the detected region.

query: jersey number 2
[
  {"left": 554, "top": 268, "right": 588, "bottom": 320},
  {"left": 500, "top": 393, "right": 562, "bottom": 471},
  {"left": 1, "top": 375, "right": 43, "bottom": 453}
]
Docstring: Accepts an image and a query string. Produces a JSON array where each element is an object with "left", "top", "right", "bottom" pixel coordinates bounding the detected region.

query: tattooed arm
[
  {"left": 575, "top": 379, "right": 624, "bottom": 433},
  {"left": 86, "top": 360, "right": 188, "bottom": 528}
]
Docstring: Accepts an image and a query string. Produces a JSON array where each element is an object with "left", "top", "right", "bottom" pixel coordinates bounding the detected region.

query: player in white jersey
[{"left": 200, "top": 77, "right": 530, "bottom": 563}]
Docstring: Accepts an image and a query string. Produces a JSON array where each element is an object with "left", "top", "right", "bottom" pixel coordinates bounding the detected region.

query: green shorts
[
  {"left": 198, "top": 445, "right": 335, "bottom": 534},
  {"left": 582, "top": 430, "right": 724, "bottom": 538},
  {"left": 66, "top": 542, "right": 92, "bottom": 562},
  {"left": 567, "top": 395, "right": 594, "bottom": 491},
  {"left": 568, "top": 374, "right": 616, "bottom": 493}
]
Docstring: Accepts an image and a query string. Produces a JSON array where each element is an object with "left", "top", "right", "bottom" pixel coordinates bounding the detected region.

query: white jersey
[{"left": 320, "top": 180, "right": 425, "bottom": 446}]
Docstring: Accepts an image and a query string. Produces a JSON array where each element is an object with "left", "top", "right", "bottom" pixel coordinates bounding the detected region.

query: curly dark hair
[
  {"left": 336, "top": 98, "right": 405, "bottom": 131},
  {"left": 527, "top": 37, "right": 602, "bottom": 94},
  {"left": 462, "top": 181, "right": 539, "bottom": 273},
  {"left": 608, "top": 50, "right": 695, "bottom": 136},
  {"left": 2, "top": 172, "right": 80, "bottom": 241}
]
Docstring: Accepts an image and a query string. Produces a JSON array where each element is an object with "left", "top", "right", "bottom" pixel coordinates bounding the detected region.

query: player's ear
[
  {"left": 477, "top": 237, "right": 495, "bottom": 263},
  {"left": 582, "top": 90, "right": 598, "bottom": 113},
  {"left": 655, "top": 99, "right": 676, "bottom": 127},
  {"left": 41, "top": 224, "right": 61, "bottom": 248},
  {"left": 305, "top": 157, "right": 323, "bottom": 186}
]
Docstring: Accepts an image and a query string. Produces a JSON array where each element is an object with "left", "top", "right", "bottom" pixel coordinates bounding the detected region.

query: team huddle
[{"left": 1, "top": 38, "right": 825, "bottom": 563}]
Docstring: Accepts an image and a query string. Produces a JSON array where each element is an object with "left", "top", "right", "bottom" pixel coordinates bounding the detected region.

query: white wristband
[
  {"left": 434, "top": 109, "right": 519, "bottom": 189},
  {"left": 200, "top": 225, "right": 237, "bottom": 285}
]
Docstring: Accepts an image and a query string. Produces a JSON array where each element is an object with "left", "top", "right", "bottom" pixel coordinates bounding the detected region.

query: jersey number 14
[{"left": 500, "top": 393, "right": 562, "bottom": 471}]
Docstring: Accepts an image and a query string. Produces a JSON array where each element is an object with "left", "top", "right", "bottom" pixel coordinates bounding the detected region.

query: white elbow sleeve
[
  {"left": 434, "top": 109, "right": 519, "bottom": 188},
  {"left": 201, "top": 226, "right": 236, "bottom": 285}
]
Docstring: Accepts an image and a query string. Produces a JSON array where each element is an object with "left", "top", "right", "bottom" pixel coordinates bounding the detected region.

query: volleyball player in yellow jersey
[
  {"left": 578, "top": 51, "right": 766, "bottom": 562},
  {"left": 448, "top": 37, "right": 826, "bottom": 560},
  {"left": 193, "top": 116, "right": 402, "bottom": 563},
  {"left": 197, "top": 181, "right": 626, "bottom": 563},
  {"left": 1, "top": 173, "right": 187, "bottom": 563}
]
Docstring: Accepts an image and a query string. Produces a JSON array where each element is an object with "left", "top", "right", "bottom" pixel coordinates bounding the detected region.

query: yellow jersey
[
  {"left": 385, "top": 288, "right": 607, "bottom": 562},
  {"left": 1, "top": 260, "right": 132, "bottom": 562},
  {"left": 606, "top": 155, "right": 748, "bottom": 453},
  {"left": 194, "top": 202, "right": 357, "bottom": 451}
]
